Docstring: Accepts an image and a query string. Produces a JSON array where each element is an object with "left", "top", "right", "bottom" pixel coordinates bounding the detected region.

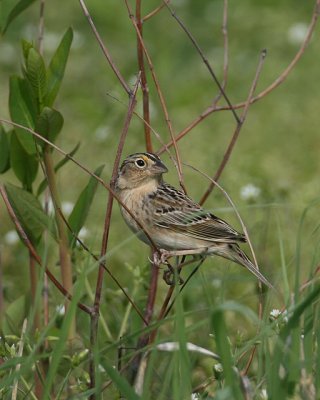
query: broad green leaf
[
  {"left": 36, "top": 106, "right": 64, "bottom": 145},
  {"left": 9, "top": 76, "right": 37, "bottom": 155},
  {"left": 45, "top": 28, "right": 73, "bottom": 107},
  {"left": 10, "top": 132, "right": 38, "bottom": 191},
  {"left": 37, "top": 142, "right": 80, "bottom": 196},
  {"left": 68, "top": 164, "right": 104, "bottom": 245},
  {"left": 1, "top": 0, "right": 37, "bottom": 35},
  {"left": 26, "top": 48, "right": 47, "bottom": 108},
  {"left": 5, "top": 183, "right": 56, "bottom": 244},
  {"left": 0, "top": 125, "right": 10, "bottom": 173}
]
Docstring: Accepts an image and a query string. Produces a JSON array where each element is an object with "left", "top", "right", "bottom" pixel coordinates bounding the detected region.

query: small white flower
[
  {"left": 94, "top": 125, "right": 110, "bottom": 142},
  {"left": 214, "top": 363, "right": 223, "bottom": 373},
  {"left": 79, "top": 227, "right": 89, "bottom": 240},
  {"left": 287, "top": 23, "right": 308, "bottom": 45},
  {"left": 4, "top": 230, "right": 19, "bottom": 245},
  {"left": 61, "top": 201, "right": 74, "bottom": 216},
  {"left": 240, "top": 183, "right": 261, "bottom": 201},
  {"left": 260, "top": 388, "right": 268, "bottom": 399},
  {"left": 211, "top": 279, "right": 222, "bottom": 288},
  {"left": 270, "top": 309, "right": 281, "bottom": 319},
  {"left": 56, "top": 304, "right": 65, "bottom": 316}
]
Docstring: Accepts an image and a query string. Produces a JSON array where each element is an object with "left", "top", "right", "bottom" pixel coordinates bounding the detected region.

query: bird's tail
[{"left": 218, "top": 243, "right": 274, "bottom": 290}]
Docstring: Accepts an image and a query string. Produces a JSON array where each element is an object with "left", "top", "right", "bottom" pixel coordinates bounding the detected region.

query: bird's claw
[
  {"left": 163, "top": 267, "right": 184, "bottom": 286},
  {"left": 151, "top": 249, "right": 171, "bottom": 266}
]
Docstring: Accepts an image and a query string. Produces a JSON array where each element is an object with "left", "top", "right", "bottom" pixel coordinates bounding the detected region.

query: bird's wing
[{"left": 151, "top": 184, "right": 246, "bottom": 243}]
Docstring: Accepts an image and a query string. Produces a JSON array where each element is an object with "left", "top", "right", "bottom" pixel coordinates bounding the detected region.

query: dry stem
[{"left": 79, "top": 0, "right": 131, "bottom": 96}]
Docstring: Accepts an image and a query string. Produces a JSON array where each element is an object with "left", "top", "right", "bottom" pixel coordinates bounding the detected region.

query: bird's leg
[
  {"left": 159, "top": 248, "right": 208, "bottom": 264},
  {"left": 162, "top": 258, "right": 184, "bottom": 286}
]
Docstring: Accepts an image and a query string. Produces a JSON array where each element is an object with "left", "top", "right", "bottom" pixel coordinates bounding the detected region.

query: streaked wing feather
[{"left": 151, "top": 183, "right": 245, "bottom": 243}]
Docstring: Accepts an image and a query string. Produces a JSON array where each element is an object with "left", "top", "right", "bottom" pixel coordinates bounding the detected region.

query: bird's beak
[{"left": 151, "top": 159, "right": 168, "bottom": 174}]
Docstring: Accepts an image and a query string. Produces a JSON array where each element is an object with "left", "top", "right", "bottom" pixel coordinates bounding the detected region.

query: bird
[{"left": 115, "top": 152, "right": 273, "bottom": 289}]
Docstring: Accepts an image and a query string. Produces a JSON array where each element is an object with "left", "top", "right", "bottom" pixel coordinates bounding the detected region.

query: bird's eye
[{"left": 135, "top": 159, "right": 146, "bottom": 168}]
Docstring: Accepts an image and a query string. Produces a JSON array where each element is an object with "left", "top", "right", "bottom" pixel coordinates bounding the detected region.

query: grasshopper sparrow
[{"left": 115, "top": 152, "right": 272, "bottom": 289}]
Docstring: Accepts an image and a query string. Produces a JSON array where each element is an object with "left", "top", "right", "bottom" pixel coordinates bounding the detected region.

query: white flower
[
  {"left": 288, "top": 23, "right": 308, "bottom": 45},
  {"left": 79, "top": 227, "right": 89, "bottom": 240},
  {"left": 270, "top": 309, "right": 281, "bottom": 319},
  {"left": 260, "top": 388, "right": 268, "bottom": 399},
  {"left": 240, "top": 183, "right": 261, "bottom": 201},
  {"left": 94, "top": 125, "right": 110, "bottom": 142},
  {"left": 214, "top": 363, "right": 223, "bottom": 373},
  {"left": 56, "top": 304, "right": 65, "bottom": 316},
  {"left": 61, "top": 201, "right": 74, "bottom": 216},
  {"left": 4, "top": 230, "right": 19, "bottom": 245}
]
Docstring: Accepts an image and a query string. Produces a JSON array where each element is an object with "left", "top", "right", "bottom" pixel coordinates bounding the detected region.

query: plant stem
[{"left": 43, "top": 146, "right": 75, "bottom": 339}]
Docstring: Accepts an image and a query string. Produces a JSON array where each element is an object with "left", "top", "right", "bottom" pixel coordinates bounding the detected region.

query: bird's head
[{"left": 116, "top": 152, "right": 168, "bottom": 190}]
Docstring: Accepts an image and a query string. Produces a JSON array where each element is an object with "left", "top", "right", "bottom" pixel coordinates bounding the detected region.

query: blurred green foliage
[{"left": 0, "top": 0, "right": 320, "bottom": 397}]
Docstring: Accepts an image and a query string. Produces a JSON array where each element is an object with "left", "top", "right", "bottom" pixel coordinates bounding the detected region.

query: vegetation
[{"left": 0, "top": 0, "right": 320, "bottom": 398}]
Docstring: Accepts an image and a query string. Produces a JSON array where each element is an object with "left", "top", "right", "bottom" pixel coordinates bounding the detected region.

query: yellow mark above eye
[{"left": 141, "top": 155, "right": 149, "bottom": 162}]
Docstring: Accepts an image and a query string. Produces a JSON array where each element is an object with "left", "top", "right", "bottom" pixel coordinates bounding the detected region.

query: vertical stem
[
  {"left": 89, "top": 83, "right": 139, "bottom": 399},
  {"left": 43, "top": 146, "right": 75, "bottom": 339},
  {"left": 136, "top": 0, "right": 153, "bottom": 152},
  {"left": 129, "top": 254, "right": 159, "bottom": 384},
  {"left": 37, "top": 0, "right": 45, "bottom": 54},
  {"left": 0, "top": 248, "right": 3, "bottom": 328}
]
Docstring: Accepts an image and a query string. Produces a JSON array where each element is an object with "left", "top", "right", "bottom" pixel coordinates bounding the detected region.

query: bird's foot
[
  {"left": 163, "top": 266, "right": 184, "bottom": 286},
  {"left": 151, "top": 249, "right": 171, "bottom": 266}
]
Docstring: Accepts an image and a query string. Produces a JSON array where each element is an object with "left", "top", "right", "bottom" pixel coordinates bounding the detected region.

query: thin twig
[
  {"left": 211, "top": 0, "right": 229, "bottom": 106},
  {"left": 89, "top": 74, "right": 140, "bottom": 398},
  {"left": 37, "top": 0, "right": 45, "bottom": 54},
  {"left": 200, "top": 49, "right": 267, "bottom": 205},
  {"left": 142, "top": 0, "right": 170, "bottom": 22},
  {"left": 136, "top": 0, "right": 153, "bottom": 152},
  {"left": 79, "top": 0, "right": 131, "bottom": 96},
  {"left": 158, "top": 0, "right": 320, "bottom": 153},
  {"left": 0, "top": 185, "right": 92, "bottom": 315},
  {"left": 163, "top": 0, "right": 240, "bottom": 124},
  {"left": 124, "top": 0, "right": 186, "bottom": 192}
]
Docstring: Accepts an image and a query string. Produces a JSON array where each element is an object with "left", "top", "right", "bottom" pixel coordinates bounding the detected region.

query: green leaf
[
  {"left": 2, "top": 296, "right": 27, "bottom": 335},
  {"left": 68, "top": 164, "right": 104, "bottom": 245},
  {"left": 45, "top": 28, "right": 73, "bottom": 107},
  {"left": 9, "top": 76, "right": 37, "bottom": 155},
  {"left": 36, "top": 106, "right": 64, "bottom": 145},
  {"left": 1, "top": 0, "right": 37, "bottom": 35},
  {"left": 100, "top": 360, "right": 140, "bottom": 400},
  {"left": 25, "top": 48, "right": 47, "bottom": 108},
  {"left": 10, "top": 132, "right": 38, "bottom": 191},
  {"left": 0, "top": 125, "right": 10, "bottom": 173},
  {"left": 21, "top": 39, "right": 33, "bottom": 64},
  {"left": 5, "top": 183, "right": 56, "bottom": 244},
  {"left": 37, "top": 142, "right": 80, "bottom": 196}
]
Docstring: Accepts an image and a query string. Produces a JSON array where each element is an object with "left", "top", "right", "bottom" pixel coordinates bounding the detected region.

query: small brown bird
[{"left": 115, "top": 152, "right": 272, "bottom": 289}]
